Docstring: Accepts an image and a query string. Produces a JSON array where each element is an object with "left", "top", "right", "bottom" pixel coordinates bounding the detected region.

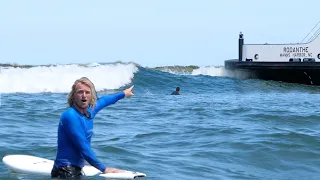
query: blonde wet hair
[{"left": 67, "top": 77, "right": 98, "bottom": 108}]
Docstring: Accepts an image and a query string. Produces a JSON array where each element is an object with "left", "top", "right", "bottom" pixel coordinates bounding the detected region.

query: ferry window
[
  {"left": 289, "top": 58, "right": 301, "bottom": 62},
  {"left": 303, "top": 58, "right": 315, "bottom": 62}
]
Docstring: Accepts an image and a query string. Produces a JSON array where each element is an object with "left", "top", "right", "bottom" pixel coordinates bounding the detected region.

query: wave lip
[
  {"left": 0, "top": 62, "right": 138, "bottom": 93},
  {"left": 149, "top": 65, "right": 231, "bottom": 77}
]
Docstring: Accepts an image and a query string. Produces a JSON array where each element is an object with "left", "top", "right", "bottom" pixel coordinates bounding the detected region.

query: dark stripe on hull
[{"left": 225, "top": 59, "right": 320, "bottom": 85}]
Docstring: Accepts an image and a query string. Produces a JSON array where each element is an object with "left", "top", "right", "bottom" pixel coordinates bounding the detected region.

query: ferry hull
[{"left": 225, "top": 59, "right": 320, "bottom": 85}]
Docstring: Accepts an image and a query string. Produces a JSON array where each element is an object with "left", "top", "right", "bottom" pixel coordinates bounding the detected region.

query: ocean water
[{"left": 0, "top": 63, "right": 320, "bottom": 180}]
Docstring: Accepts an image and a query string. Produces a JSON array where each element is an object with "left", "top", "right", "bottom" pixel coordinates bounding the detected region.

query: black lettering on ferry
[
  {"left": 293, "top": 53, "right": 307, "bottom": 57},
  {"left": 280, "top": 53, "right": 290, "bottom": 57},
  {"left": 283, "top": 46, "right": 309, "bottom": 53}
]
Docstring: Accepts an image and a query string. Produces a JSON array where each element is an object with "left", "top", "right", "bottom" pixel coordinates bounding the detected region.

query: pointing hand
[{"left": 123, "top": 85, "right": 134, "bottom": 98}]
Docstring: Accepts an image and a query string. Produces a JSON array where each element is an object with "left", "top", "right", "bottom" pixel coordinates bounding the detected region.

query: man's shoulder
[{"left": 61, "top": 107, "right": 77, "bottom": 119}]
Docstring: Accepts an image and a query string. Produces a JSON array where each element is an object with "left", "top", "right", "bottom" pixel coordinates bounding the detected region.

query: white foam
[
  {"left": 191, "top": 66, "right": 252, "bottom": 79},
  {"left": 191, "top": 66, "right": 227, "bottom": 76},
  {"left": 0, "top": 63, "right": 138, "bottom": 93}
]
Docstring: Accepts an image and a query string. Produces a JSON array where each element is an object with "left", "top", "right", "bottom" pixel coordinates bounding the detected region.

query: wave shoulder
[{"left": 148, "top": 65, "right": 199, "bottom": 73}]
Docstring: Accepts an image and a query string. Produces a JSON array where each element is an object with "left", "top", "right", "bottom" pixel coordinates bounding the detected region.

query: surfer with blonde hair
[
  {"left": 52, "top": 77, "right": 134, "bottom": 178},
  {"left": 67, "top": 77, "right": 98, "bottom": 108}
]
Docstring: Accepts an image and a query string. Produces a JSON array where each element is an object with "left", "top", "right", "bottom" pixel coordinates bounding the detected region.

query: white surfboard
[{"left": 2, "top": 155, "right": 146, "bottom": 179}]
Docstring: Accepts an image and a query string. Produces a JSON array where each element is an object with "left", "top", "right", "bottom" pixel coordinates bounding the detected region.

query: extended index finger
[{"left": 129, "top": 85, "right": 134, "bottom": 91}]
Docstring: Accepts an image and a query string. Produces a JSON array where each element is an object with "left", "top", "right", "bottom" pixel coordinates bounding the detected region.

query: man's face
[{"left": 73, "top": 82, "right": 92, "bottom": 110}]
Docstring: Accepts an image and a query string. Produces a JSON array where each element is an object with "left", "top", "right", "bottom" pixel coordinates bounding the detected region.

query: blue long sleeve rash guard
[{"left": 54, "top": 92, "right": 125, "bottom": 172}]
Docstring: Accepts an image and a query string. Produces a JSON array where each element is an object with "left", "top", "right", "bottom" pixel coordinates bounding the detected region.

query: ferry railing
[{"left": 301, "top": 20, "right": 320, "bottom": 43}]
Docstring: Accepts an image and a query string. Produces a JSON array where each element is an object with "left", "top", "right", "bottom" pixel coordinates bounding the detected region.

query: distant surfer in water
[
  {"left": 171, "top": 87, "right": 181, "bottom": 95},
  {"left": 51, "top": 77, "right": 134, "bottom": 179}
]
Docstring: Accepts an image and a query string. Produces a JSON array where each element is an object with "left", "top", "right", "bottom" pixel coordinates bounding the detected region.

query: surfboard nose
[
  {"left": 2, "top": 155, "right": 21, "bottom": 171},
  {"left": 2, "top": 155, "right": 18, "bottom": 165}
]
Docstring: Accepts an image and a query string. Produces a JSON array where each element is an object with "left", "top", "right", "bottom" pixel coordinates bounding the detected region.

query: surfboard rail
[{"left": 2, "top": 154, "right": 146, "bottom": 179}]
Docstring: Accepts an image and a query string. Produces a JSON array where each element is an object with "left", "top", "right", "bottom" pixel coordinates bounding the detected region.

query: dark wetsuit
[
  {"left": 52, "top": 92, "right": 125, "bottom": 178},
  {"left": 171, "top": 91, "right": 180, "bottom": 95}
]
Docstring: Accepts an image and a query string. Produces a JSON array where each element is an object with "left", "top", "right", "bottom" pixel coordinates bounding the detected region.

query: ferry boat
[{"left": 225, "top": 24, "right": 320, "bottom": 85}]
